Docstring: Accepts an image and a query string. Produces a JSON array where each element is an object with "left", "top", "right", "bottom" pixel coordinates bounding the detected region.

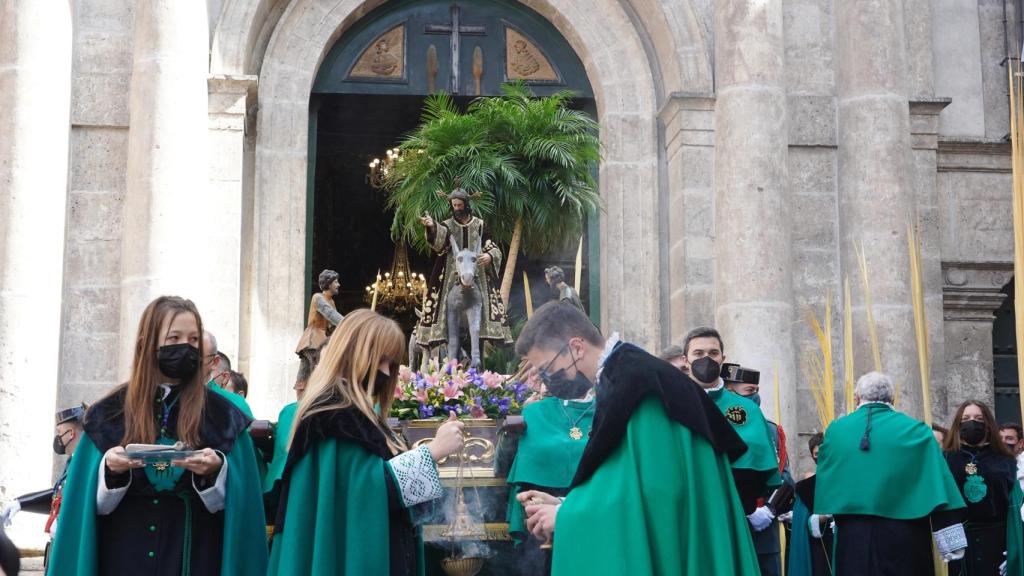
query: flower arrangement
[{"left": 391, "top": 359, "right": 529, "bottom": 420}]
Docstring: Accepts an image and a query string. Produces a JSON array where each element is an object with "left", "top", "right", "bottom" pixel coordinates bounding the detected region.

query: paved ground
[{"left": 18, "top": 556, "right": 44, "bottom": 574}]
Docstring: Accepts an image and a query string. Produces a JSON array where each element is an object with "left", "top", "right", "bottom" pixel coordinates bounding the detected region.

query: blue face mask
[{"left": 747, "top": 392, "right": 761, "bottom": 406}]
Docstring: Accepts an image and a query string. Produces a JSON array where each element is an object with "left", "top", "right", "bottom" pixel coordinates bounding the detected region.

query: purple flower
[
  {"left": 498, "top": 398, "right": 511, "bottom": 416},
  {"left": 419, "top": 405, "right": 435, "bottom": 419}
]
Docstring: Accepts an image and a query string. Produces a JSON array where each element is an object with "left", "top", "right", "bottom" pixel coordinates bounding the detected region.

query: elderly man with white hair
[{"left": 813, "top": 371, "right": 967, "bottom": 575}]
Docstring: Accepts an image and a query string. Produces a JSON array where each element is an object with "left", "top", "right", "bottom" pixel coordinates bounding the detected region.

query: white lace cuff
[
  {"left": 933, "top": 523, "right": 968, "bottom": 557},
  {"left": 387, "top": 446, "right": 443, "bottom": 508}
]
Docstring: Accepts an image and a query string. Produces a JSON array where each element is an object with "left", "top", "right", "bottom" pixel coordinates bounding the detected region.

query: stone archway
[{"left": 222, "top": 0, "right": 689, "bottom": 412}]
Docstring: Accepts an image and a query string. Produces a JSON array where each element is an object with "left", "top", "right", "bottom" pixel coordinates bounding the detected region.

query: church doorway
[{"left": 306, "top": 0, "right": 598, "bottom": 343}]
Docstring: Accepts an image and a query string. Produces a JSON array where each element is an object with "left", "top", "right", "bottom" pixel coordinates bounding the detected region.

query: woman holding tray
[{"left": 47, "top": 295, "right": 268, "bottom": 575}]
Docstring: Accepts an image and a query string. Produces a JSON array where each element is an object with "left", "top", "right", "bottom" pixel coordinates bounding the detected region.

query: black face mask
[
  {"left": 53, "top": 430, "right": 72, "bottom": 455},
  {"left": 960, "top": 420, "right": 987, "bottom": 445},
  {"left": 542, "top": 348, "right": 594, "bottom": 400},
  {"left": 157, "top": 343, "right": 201, "bottom": 381},
  {"left": 690, "top": 356, "right": 722, "bottom": 384},
  {"left": 374, "top": 370, "right": 391, "bottom": 391}
]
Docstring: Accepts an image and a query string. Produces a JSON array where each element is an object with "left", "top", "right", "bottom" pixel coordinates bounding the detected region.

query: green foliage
[
  {"left": 385, "top": 82, "right": 601, "bottom": 255},
  {"left": 482, "top": 317, "right": 528, "bottom": 373}
]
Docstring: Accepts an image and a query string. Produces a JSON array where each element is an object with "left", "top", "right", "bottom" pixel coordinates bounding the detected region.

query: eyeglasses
[{"left": 537, "top": 342, "right": 571, "bottom": 385}]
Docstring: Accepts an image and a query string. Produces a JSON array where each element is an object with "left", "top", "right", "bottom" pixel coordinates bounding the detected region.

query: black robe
[
  {"left": 945, "top": 444, "right": 1016, "bottom": 576},
  {"left": 84, "top": 386, "right": 250, "bottom": 576},
  {"left": 795, "top": 476, "right": 834, "bottom": 576}
]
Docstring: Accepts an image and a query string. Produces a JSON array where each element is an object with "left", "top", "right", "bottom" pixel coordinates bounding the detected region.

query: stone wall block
[{"left": 787, "top": 94, "right": 836, "bottom": 146}]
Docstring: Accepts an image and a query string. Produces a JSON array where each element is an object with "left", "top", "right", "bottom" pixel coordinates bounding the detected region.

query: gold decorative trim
[
  {"left": 505, "top": 26, "right": 558, "bottom": 82},
  {"left": 423, "top": 523, "right": 512, "bottom": 542},
  {"left": 350, "top": 24, "right": 405, "bottom": 79}
]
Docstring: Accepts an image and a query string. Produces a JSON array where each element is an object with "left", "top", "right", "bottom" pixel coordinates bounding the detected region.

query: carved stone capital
[
  {"left": 942, "top": 261, "right": 1012, "bottom": 322},
  {"left": 909, "top": 98, "right": 951, "bottom": 150},
  {"left": 208, "top": 74, "right": 258, "bottom": 131},
  {"left": 658, "top": 92, "right": 715, "bottom": 155}
]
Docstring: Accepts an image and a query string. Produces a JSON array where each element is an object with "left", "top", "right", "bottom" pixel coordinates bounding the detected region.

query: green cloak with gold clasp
[
  {"left": 506, "top": 396, "right": 594, "bottom": 543},
  {"left": 549, "top": 343, "right": 758, "bottom": 575}
]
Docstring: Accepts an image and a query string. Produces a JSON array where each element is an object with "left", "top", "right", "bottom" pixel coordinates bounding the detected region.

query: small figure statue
[
  {"left": 544, "top": 266, "right": 585, "bottom": 313},
  {"left": 295, "top": 269, "right": 343, "bottom": 390},
  {"left": 416, "top": 178, "right": 512, "bottom": 365}
]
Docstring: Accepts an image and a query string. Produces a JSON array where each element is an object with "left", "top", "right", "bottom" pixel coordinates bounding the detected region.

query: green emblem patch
[{"left": 964, "top": 474, "right": 987, "bottom": 504}]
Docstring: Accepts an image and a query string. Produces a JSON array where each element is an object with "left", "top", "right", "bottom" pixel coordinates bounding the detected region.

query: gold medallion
[
  {"left": 569, "top": 427, "right": 584, "bottom": 440},
  {"left": 152, "top": 461, "right": 170, "bottom": 472},
  {"left": 965, "top": 462, "right": 978, "bottom": 475}
]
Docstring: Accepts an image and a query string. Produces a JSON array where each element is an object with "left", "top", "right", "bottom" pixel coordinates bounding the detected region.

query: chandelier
[
  {"left": 365, "top": 242, "right": 428, "bottom": 314},
  {"left": 368, "top": 147, "right": 421, "bottom": 189}
]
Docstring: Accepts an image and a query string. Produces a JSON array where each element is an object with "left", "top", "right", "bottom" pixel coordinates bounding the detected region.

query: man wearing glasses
[{"left": 516, "top": 301, "right": 758, "bottom": 575}]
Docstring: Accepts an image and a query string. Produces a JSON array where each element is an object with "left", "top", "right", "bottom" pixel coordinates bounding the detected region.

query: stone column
[
  {"left": 660, "top": 94, "right": 716, "bottom": 342},
  {"left": 836, "top": 0, "right": 921, "bottom": 415},
  {"left": 713, "top": 0, "right": 796, "bottom": 425},
  {"left": 206, "top": 75, "right": 258, "bottom": 365},
  {"left": 0, "top": 0, "right": 72, "bottom": 543},
  {"left": 118, "top": 1, "right": 213, "bottom": 376},
  {"left": 942, "top": 262, "right": 1012, "bottom": 410}
]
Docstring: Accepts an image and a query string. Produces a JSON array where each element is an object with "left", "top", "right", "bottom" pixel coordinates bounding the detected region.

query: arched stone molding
[
  {"left": 213, "top": 0, "right": 716, "bottom": 413},
  {"left": 211, "top": 0, "right": 714, "bottom": 97},
  {"left": 211, "top": 0, "right": 292, "bottom": 75}
]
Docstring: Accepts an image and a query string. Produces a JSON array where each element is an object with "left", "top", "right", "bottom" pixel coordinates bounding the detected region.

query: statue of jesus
[{"left": 415, "top": 178, "right": 512, "bottom": 358}]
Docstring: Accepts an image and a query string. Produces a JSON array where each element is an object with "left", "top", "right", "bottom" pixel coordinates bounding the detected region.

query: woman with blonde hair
[
  {"left": 269, "top": 309, "right": 465, "bottom": 576},
  {"left": 47, "top": 296, "right": 268, "bottom": 575}
]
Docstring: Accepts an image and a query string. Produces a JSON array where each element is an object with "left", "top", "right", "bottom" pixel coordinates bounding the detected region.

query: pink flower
[
  {"left": 442, "top": 382, "right": 464, "bottom": 401},
  {"left": 398, "top": 366, "right": 414, "bottom": 383},
  {"left": 451, "top": 373, "right": 468, "bottom": 390},
  {"left": 470, "top": 406, "right": 486, "bottom": 418},
  {"left": 482, "top": 371, "right": 504, "bottom": 389},
  {"left": 425, "top": 373, "right": 441, "bottom": 387},
  {"left": 394, "top": 384, "right": 408, "bottom": 400},
  {"left": 414, "top": 388, "right": 430, "bottom": 404}
]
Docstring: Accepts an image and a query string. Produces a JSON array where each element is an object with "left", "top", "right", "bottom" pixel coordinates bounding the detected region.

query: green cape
[
  {"left": 208, "top": 381, "right": 254, "bottom": 418},
  {"left": 814, "top": 403, "right": 965, "bottom": 518},
  {"left": 788, "top": 494, "right": 814, "bottom": 576},
  {"left": 506, "top": 397, "right": 593, "bottom": 541},
  {"left": 46, "top": 432, "right": 268, "bottom": 575},
  {"left": 708, "top": 388, "right": 782, "bottom": 488},
  {"left": 551, "top": 397, "right": 759, "bottom": 575},
  {"left": 264, "top": 402, "right": 298, "bottom": 492},
  {"left": 268, "top": 437, "right": 424, "bottom": 576},
  {"left": 1007, "top": 480, "right": 1024, "bottom": 576}
]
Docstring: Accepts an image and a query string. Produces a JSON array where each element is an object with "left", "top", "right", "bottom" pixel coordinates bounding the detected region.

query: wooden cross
[{"left": 425, "top": 4, "right": 486, "bottom": 94}]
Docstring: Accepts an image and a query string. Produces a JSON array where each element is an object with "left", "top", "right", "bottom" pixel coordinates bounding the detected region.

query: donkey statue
[{"left": 445, "top": 234, "right": 483, "bottom": 369}]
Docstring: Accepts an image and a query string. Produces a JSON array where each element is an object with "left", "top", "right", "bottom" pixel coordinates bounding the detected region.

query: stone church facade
[{"left": 0, "top": 0, "right": 1017, "bottom": 516}]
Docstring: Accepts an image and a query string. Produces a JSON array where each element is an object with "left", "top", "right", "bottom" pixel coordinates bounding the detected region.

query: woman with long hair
[
  {"left": 269, "top": 309, "right": 465, "bottom": 576},
  {"left": 942, "top": 399, "right": 1016, "bottom": 576},
  {"left": 47, "top": 296, "right": 268, "bottom": 575}
]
